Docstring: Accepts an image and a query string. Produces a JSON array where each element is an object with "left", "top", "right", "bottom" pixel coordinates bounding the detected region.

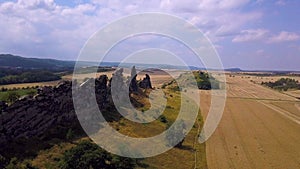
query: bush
[
  {"left": 59, "top": 141, "right": 137, "bottom": 169},
  {"left": 0, "top": 155, "right": 8, "bottom": 168},
  {"left": 0, "top": 71, "right": 61, "bottom": 85},
  {"left": 4, "top": 157, "right": 38, "bottom": 169},
  {"left": 5, "top": 157, "right": 19, "bottom": 169},
  {"left": 66, "top": 129, "right": 75, "bottom": 140},
  {"left": 262, "top": 78, "right": 300, "bottom": 91},
  {"left": 194, "top": 72, "right": 220, "bottom": 90},
  {"left": 159, "top": 115, "right": 168, "bottom": 123},
  {"left": 7, "top": 91, "right": 20, "bottom": 103}
]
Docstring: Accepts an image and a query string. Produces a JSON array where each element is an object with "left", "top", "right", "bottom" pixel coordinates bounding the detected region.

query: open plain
[{"left": 199, "top": 74, "right": 300, "bottom": 169}]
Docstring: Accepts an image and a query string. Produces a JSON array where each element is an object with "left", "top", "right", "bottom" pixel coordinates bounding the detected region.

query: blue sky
[{"left": 0, "top": 0, "right": 299, "bottom": 70}]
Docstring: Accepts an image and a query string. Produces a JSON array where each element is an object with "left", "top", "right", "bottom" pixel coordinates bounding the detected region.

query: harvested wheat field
[{"left": 200, "top": 74, "right": 300, "bottom": 169}]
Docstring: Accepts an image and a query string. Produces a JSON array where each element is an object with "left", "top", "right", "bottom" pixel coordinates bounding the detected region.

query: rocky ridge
[{"left": 0, "top": 67, "right": 153, "bottom": 147}]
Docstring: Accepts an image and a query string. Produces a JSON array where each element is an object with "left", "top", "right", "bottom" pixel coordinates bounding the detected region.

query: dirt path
[{"left": 201, "top": 75, "right": 300, "bottom": 169}]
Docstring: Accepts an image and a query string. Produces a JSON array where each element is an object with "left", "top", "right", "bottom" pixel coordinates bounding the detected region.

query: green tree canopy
[{"left": 59, "top": 140, "right": 137, "bottom": 169}]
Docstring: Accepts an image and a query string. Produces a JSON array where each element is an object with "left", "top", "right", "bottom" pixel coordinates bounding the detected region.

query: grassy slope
[
  {"left": 0, "top": 88, "right": 37, "bottom": 102},
  {"left": 0, "top": 54, "right": 74, "bottom": 69},
  {"left": 29, "top": 88, "right": 207, "bottom": 169}
]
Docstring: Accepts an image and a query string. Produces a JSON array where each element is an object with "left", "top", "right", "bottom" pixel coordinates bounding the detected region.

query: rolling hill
[{"left": 0, "top": 54, "right": 75, "bottom": 70}]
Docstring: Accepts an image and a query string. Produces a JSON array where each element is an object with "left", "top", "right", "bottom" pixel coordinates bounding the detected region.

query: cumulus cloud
[
  {"left": 232, "top": 29, "right": 269, "bottom": 42},
  {"left": 233, "top": 30, "right": 300, "bottom": 44},
  {"left": 267, "top": 31, "right": 300, "bottom": 43},
  {"left": 0, "top": 0, "right": 103, "bottom": 59},
  {"left": 160, "top": 0, "right": 262, "bottom": 42},
  {"left": 275, "top": 0, "right": 286, "bottom": 6},
  {"left": 255, "top": 49, "right": 264, "bottom": 55},
  {"left": 0, "top": 0, "right": 265, "bottom": 59}
]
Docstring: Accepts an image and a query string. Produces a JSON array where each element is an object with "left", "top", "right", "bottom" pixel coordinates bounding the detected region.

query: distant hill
[
  {"left": 0, "top": 54, "right": 246, "bottom": 72},
  {"left": 225, "top": 68, "right": 243, "bottom": 72},
  {"left": 0, "top": 54, "right": 75, "bottom": 70}
]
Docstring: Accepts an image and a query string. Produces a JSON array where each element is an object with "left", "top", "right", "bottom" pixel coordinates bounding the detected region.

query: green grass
[
  {"left": 110, "top": 89, "right": 207, "bottom": 169},
  {"left": 19, "top": 88, "right": 206, "bottom": 169},
  {"left": 0, "top": 88, "right": 37, "bottom": 102},
  {"left": 1, "top": 83, "right": 207, "bottom": 168}
]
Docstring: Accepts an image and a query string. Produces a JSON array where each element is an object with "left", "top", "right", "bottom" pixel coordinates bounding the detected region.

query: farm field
[
  {"left": 2, "top": 69, "right": 300, "bottom": 169},
  {"left": 199, "top": 74, "right": 300, "bottom": 169},
  {"left": 233, "top": 74, "right": 300, "bottom": 99},
  {"left": 0, "top": 69, "right": 184, "bottom": 90}
]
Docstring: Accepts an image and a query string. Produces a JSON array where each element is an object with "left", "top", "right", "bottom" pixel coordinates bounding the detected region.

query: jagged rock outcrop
[
  {"left": 0, "top": 75, "right": 112, "bottom": 146},
  {"left": 0, "top": 71, "right": 153, "bottom": 147},
  {"left": 139, "top": 74, "right": 153, "bottom": 89},
  {"left": 0, "top": 81, "right": 75, "bottom": 146},
  {"left": 129, "top": 66, "right": 138, "bottom": 92},
  {"left": 0, "top": 101, "right": 7, "bottom": 113}
]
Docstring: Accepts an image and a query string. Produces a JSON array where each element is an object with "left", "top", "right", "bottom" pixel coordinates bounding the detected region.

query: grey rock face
[
  {"left": 139, "top": 74, "right": 153, "bottom": 89},
  {"left": 0, "top": 101, "right": 7, "bottom": 113},
  {"left": 129, "top": 66, "right": 138, "bottom": 92},
  {"left": 0, "top": 71, "right": 153, "bottom": 146}
]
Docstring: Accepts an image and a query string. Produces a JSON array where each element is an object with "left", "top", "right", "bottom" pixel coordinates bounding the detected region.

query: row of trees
[
  {"left": 262, "top": 78, "right": 300, "bottom": 91},
  {"left": 0, "top": 89, "right": 37, "bottom": 104},
  {"left": 1, "top": 85, "right": 39, "bottom": 92},
  {"left": 162, "top": 71, "right": 220, "bottom": 91},
  {"left": 0, "top": 71, "right": 61, "bottom": 85},
  {"left": 194, "top": 71, "right": 220, "bottom": 90},
  {"left": 0, "top": 156, "right": 38, "bottom": 169}
]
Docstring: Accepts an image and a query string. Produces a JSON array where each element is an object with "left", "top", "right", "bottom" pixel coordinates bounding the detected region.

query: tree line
[
  {"left": 0, "top": 70, "right": 61, "bottom": 85},
  {"left": 262, "top": 78, "right": 300, "bottom": 91}
]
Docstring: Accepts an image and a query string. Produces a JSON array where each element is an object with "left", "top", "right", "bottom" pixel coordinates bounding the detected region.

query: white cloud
[
  {"left": 255, "top": 49, "right": 264, "bottom": 54},
  {"left": 232, "top": 29, "right": 269, "bottom": 42},
  {"left": 268, "top": 31, "right": 300, "bottom": 43},
  {"left": 165, "top": 0, "right": 263, "bottom": 42},
  {"left": 233, "top": 30, "right": 300, "bottom": 44},
  {"left": 17, "top": 0, "right": 56, "bottom": 10},
  {"left": 0, "top": 0, "right": 264, "bottom": 59},
  {"left": 217, "top": 0, "right": 251, "bottom": 9},
  {"left": 275, "top": 0, "right": 286, "bottom": 6},
  {"left": 255, "top": 0, "right": 264, "bottom": 5}
]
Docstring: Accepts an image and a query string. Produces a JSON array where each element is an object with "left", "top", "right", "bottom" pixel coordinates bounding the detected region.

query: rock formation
[
  {"left": 129, "top": 66, "right": 138, "bottom": 92},
  {"left": 0, "top": 101, "right": 7, "bottom": 113},
  {"left": 0, "top": 81, "right": 75, "bottom": 146},
  {"left": 139, "top": 74, "right": 153, "bottom": 89},
  {"left": 0, "top": 71, "right": 153, "bottom": 147},
  {"left": 0, "top": 76, "right": 111, "bottom": 147}
]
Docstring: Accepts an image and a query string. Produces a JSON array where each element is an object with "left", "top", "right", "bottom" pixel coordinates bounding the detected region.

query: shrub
[
  {"left": 159, "top": 115, "right": 168, "bottom": 123},
  {"left": 262, "top": 78, "right": 300, "bottom": 91},
  {"left": 59, "top": 141, "right": 137, "bottom": 169},
  {"left": 0, "top": 155, "right": 8, "bottom": 168},
  {"left": 65, "top": 129, "right": 75, "bottom": 140},
  {"left": 6, "top": 91, "right": 20, "bottom": 103}
]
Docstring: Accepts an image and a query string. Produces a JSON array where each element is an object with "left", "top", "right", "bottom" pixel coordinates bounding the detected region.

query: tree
[
  {"left": 6, "top": 91, "right": 20, "bottom": 103},
  {"left": 5, "top": 157, "right": 19, "bottom": 169},
  {"left": 0, "top": 155, "right": 8, "bottom": 169},
  {"left": 59, "top": 141, "right": 137, "bottom": 169},
  {"left": 4, "top": 157, "right": 38, "bottom": 169},
  {"left": 65, "top": 128, "right": 75, "bottom": 141},
  {"left": 27, "top": 90, "right": 36, "bottom": 97},
  {"left": 110, "top": 155, "right": 137, "bottom": 169}
]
